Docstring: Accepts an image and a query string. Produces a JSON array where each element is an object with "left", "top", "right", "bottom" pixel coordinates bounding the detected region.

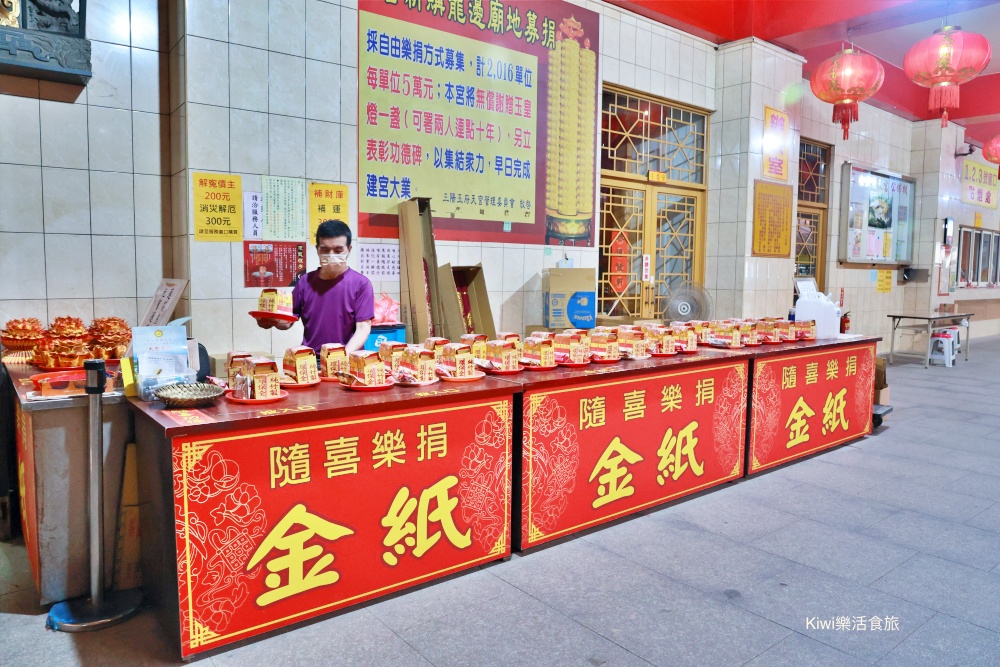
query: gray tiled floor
[{"left": 3, "top": 339, "right": 1000, "bottom": 666}]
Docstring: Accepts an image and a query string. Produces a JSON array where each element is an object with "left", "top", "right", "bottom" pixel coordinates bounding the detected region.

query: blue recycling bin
[{"left": 363, "top": 324, "right": 407, "bottom": 351}]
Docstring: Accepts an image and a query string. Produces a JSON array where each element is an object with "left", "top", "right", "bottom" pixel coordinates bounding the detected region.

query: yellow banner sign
[
  {"left": 308, "top": 183, "right": 350, "bottom": 242},
  {"left": 752, "top": 180, "right": 793, "bottom": 257},
  {"left": 876, "top": 269, "right": 893, "bottom": 293},
  {"left": 193, "top": 172, "right": 243, "bottom": 241},
  {"left": 763, "top": 106, "right": 790, "bottom": 182},
  {"left": 961, "top": 158, "right": 998, "bottom": 210}
]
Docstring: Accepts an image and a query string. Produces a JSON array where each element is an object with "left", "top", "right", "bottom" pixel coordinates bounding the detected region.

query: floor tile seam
[
  {"left": 919, "top": 609, "right": 1000, "bottom": 640},
  {"left": 484, "top": 574, "right": 659, "bottom": 667},
  {"left": 859, "top": 519, "right": 1000, "bottom": 572},
  {"left": 869, "top": 612, "right": 940, "bottom": 666},
  {"left": 740, "top": 481, "right": 904, "bottom": 530},
  {"left": 815, "top": 450, "right": 975, "bottom": 487},
  {"left": 368, "top": 567, "right": 516, "bottom": 636},
  {"left": 962, "top": 500, "right": 1000, "bottom": 536},
  {"left": 733, "top": 628, "right": 803, "bottom": 667},
  {"left": 852, "top": 490, "right": 998, "bottom": 525},
  {"left": 579, "top": 526, "right": 809, "bottom": 605},
  {"left": 367, "top": 610, "right": 442, "bottom": 667},
  {"left": 737, "top": 629, "right": 880, "bottom": 667},
  {"left": 746, "top": 527, "right": 918, "bottom": 588}
]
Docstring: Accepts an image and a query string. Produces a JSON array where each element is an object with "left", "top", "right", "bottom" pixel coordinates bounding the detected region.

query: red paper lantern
[
  {"left": 810, "top": 49, "right": 884, "bottom": 140},
  {"left": 903, "top": 26, "right": 991, "bottom": 127},
  {"left": 984, "top": 135, "right": 1000, "bottom": 178}
]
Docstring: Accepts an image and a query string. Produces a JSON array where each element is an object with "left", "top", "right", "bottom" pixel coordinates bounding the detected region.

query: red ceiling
[{"left": 613, "top": 0, "right": 1000, "bottom": 144}]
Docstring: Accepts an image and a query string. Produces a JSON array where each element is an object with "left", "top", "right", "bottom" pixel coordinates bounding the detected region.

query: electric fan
[{"left": 663, "top": 282, "right": 714, "bottom": 321}]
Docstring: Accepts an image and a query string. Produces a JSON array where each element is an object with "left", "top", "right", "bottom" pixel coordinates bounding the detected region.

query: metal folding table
[{"left": 886, "top": 312, "right": 973, "bottom": 368}]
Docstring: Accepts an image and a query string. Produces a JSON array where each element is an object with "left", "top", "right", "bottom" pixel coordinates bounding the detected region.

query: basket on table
[{"left": 153, "top": 382, "right": 224, "bottom": 409}]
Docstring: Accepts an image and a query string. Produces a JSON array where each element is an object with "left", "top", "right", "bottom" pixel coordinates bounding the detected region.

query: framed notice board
[
  {"left": 752, "top": 180, "right": 793, "bottom": 257},
  {"left": 839, "top": 162, "right": 916, "bottom": 265}
]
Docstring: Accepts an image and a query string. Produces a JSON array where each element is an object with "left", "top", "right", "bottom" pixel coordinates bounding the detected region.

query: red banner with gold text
[
  {"left": 749, "top": 343, "right": 876, "bottom": 474},
  {"left": 521, "top": 360, "right": 749, "bottom": 549},
  {"left": 172, "top": 397, "right": 512, "bottom": 657}
]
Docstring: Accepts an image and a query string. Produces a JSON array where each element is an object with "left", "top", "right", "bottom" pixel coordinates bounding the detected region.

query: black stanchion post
[{"left": 46, "top": 359, "right": 142, "bottom": 631}]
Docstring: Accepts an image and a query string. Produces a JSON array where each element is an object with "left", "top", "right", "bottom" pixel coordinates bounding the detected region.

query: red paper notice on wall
[{"left": 243, "top": 241, "right": 307, "bottom": 288}]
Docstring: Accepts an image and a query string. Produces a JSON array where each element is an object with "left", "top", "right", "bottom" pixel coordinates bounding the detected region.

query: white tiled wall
[
  {"left": 707, "top": 39, "right": 803, "bottom": 321},
  {"left": 0, "top": 1, "right": 172, "bottom": 329},
  {"left": 7, "top": 0, "right": 989, "bottom": 360},
  {"left": 174, "top": 0, "right": 360, "bottom": 354}
]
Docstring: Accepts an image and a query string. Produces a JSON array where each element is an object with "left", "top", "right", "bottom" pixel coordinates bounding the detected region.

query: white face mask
[{"left": 320, "top": 252, "right": 349, "bottom": 267}]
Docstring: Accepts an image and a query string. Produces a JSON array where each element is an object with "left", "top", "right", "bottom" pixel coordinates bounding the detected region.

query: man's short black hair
[{"left": 316, "top": 220, "right": 352, "bottom": 247}]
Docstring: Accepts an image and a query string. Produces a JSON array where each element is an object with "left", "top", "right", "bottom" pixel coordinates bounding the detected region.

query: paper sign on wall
[
  {"left": 308, "top": 183, "right": 350, "bottom": 242},
  {"left": 244, "top": 191, "right": 263, "bottom": 239},
  {"left": 876, "top": 269, "right": 893, "bottom": 293},
  {"left": 262, "top": 176, "right": 307, "bottom": 241},
  {"left": 752, "top": 180, "right": 793, "bottom": 257},
  {"left": 961, "top": 158, "right": 998, "bottom": 210},
  {"left": 192, "top": 172, "right": 243, "bottom": 241},
  {"left": 358, "top": 243, "right": 400, "bottom": 281},
  {"left": 243, "top": 241, "right": 307, "bottom": 288},
  {"left": 762, "top": 106, "right": 790, "bottom": 181}
]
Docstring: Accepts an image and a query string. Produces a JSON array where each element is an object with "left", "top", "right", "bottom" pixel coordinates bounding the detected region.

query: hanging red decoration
[
  {"left": 809, "top": 49, "right": 885, "bottom": 140},
  {"left": 984, "top": 135, "right": 1000, "bottom": 179},
  {"left": 903, "top": 26, "right": 991, "bottom": 127}
]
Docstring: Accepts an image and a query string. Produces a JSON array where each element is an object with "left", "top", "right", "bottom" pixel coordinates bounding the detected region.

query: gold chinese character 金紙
[
  {"left": 781, "top": 366, "right": 796, "bottom": 390},
  {"left": 324, "top": 436, "right": 361, "bottom": 478},
  {"left": 661, "top": 384, "right": 682, "bottom": 412},
  {"left": 418, "top": 422, "right": 447, "bottom": 461},
  {"left": 580, "top": 396, "right": 606, "bottom": 430},
  {"left": 826, "top": 359, "right": 839, "bottom": 380},
  {"left": 846, "top": 355, "right": 857, "bottom": 376},
  {"left": 623, "top": 390, "right": 646, "bottom": 421},
  {"left": 269, "top": 443, "right": 311, "bottom": 489},
  {"left": 805, "top": 362, "right": 819, "bottom": 385},
  {"left": 785, "top": 396, "right": 815, "bottom": 449},
  {"left": 372, "top": 429, "right": 406, "bottom": 469},
  {"left": 380, "top": 475, "right": 471, "bottom": 565},
  {"left": 822, "top": 388, "right": 850, "bottom": 435},
  {"left": 695, "top": 378, "right": 715, "bottom": 406},
  {"left": 246, "top": 503, "right": 353, "bottom": 606},
  {"left": 655, "top": 420, "right": 703, "bottom": 484},
  {"left": 589, "top": 437, "right": 643, "bottom": 509}
]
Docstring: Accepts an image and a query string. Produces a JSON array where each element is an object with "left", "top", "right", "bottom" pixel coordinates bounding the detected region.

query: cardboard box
[
  {"left": 874, "top": 386, "right": 890, "bottom": 405},
  {"left": 460, "top": 333, "right": 488, "bottom": 359},
  {"left": 282, "top": 346, "right": 318, "bottom": 383},
  {"left": 543, "top": 269, "right": 597, "bottom": 329},
  {"left": 398, "top": 198, "right": 445, "bottom": 343},
  {"left": 320, "top": 343, "right": 348, "bottom": 378},
  {"left": 439, "top": 264, "right": 497, "bottom": 341},
  {"left": 486, "top": 339, "right": 520, "bottom": 371},
  {"left": 401, "top": 345, "right": 437, "bottom": 382},
  {"left": 441, "top": 343, "right": 475, "bottom": 377},
  {"left": 379, "top": 340, "right": 407, "bottom": 374},
  {"left": 249, "top": 357, "right": 281, "bottom": 398},
  {"left": 349, "top": 350, "right": 386, "bottom": 386},
  {"left": 530, "top": 330, "right": 557, "bottom": 340}
]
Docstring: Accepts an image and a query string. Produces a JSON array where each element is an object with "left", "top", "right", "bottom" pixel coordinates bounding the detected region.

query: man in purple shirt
[{"left": 257, "top": 220, "right": 374, "bottom": 353}]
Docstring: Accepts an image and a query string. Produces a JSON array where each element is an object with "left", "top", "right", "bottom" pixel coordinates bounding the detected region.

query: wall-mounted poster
[
  {"left": 839, "top": 162, "right": 916, "bottom": 265},
  {"left": 960, "top": 158, "right": 998, "bottom": 210},
  {"left": 358, "top": 0, "right": 600, "bottom": 246}
]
